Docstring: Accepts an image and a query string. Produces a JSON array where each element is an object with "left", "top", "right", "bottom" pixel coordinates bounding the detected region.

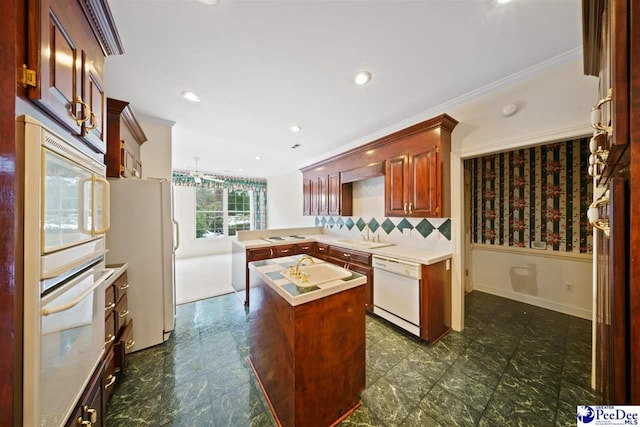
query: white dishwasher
[{"left": 372, "top": 255, "right": 421, "bottom": 337}]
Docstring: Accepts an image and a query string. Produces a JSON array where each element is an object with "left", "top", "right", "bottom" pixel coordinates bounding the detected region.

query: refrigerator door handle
[{"left": 172, "top": 219, "right": 180, "bottom": 252}]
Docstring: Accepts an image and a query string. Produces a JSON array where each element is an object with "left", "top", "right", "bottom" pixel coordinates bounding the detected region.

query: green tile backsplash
[{"left": 315, "top": 216, "right": 452, "bottom": 241}]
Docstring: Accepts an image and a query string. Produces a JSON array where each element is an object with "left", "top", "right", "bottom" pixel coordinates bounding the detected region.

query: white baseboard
[{"left": 472, "top": 282, "right": 592, "bottom": 320}]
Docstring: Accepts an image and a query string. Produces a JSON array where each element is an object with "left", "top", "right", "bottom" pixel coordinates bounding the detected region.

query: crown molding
[
  {"left": 300, "top": 47, "right": 584, "bottom": 169},
  {"left": 454, "top": 122, "right": 593, "bottom": 159},
  {"left": 78, "top": 0, "right": 125, "bottom": 56}
]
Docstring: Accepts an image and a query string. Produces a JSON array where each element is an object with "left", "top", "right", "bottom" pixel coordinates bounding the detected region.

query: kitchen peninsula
[{"left": 248, "top": 255, "right": 366, "bottom": 427}]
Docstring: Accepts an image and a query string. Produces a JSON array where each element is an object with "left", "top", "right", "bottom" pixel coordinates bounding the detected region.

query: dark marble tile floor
[{"left": 106, "top": 291, "right": 597, "bottom": 426}]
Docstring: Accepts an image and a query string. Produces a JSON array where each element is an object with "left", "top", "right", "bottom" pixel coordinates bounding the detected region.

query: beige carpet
[{"left": 175, "top": 253, "right": 234, "bottom": 305}]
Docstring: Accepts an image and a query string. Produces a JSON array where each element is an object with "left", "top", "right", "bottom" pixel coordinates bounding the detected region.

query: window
[{"left": 195, "top": 188, "right": 253, "bottom": 238}]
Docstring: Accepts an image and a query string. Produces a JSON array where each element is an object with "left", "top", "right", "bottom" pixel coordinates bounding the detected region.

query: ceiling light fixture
[
  {"left": 501, "top": 103, "right": 518, "bottom": 117},
  {"left": 198, "top": 0, "right": 220, "bottom": 5},
  {"left": 181, "top": 91, "right": 200, "bottom": 102},
  {"left": 290, "top": 125, "right": 302, "bottom": 133},
  {"left": 497, "top": 0, "right": 514, "bottom": 3},
  {"left": 354, "top": 71, "right": 372, "bottom": 86},
  {"left": 255, "top": 156, "right": 261, "bottom": 160}
]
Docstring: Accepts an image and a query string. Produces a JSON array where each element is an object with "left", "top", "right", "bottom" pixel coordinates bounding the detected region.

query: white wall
[
  {"left": 448, "top": 57, "right": 599, "bottom": 330},
  {"left": 139, "top": 115, "right": 175, "bottom": 181},
  {"left": 264, "top": 56, "right": 599, "bottom": 331},
  {"left": 471, "top": 246, "right": 592, "bottom": 319},
  {"left": 173, "top": 185, "right": 232, "bottom": 258},
  {"left": 266, "top": 170, "right": 315, "bottom": 229}
]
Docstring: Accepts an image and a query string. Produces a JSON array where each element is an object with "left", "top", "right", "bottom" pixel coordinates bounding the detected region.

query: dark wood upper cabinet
[
  {"left": 26, "top": 0, "right": 123, "bottom": 154},
  {"left": 318, "top": 175, "right": 329, "bottom": 216},
  {"left": 328, "top": 173, "right": 340, "bottom": 216},
  {"left": 409, "top": 144, "right": 439, "bottom": 217},
  {"left": 328, "top": 172, "right": 353, "bottom": 216},
  {"left": 385, "top": 154, "right": 409, "bottom": 216},
  {"left": 310, "top": 178, "right": 319, "bottom": 216},
  {"left": 82, "top": 56, "right": 106, "bottom": 150},
  {"left": 301, "top": 114, "right": 457, "bottom": 218},
  {"left": 303, "top": 178, "right": 311, "bottom": 215},
  {"left": 386, "top": 135, "right": 448, "bottom": 218},
  {"left": 105, "top": 98, "right": 147, "bottom": 178}
]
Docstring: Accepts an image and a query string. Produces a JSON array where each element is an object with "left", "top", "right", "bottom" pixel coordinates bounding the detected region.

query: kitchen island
[{"left": 248, "top": 255, "right": 366, "bottom": 427}]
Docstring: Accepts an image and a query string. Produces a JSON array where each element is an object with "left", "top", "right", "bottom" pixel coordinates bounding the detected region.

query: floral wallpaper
[{"left": 465, "top": 137, "right": 593, "bottom": 254}]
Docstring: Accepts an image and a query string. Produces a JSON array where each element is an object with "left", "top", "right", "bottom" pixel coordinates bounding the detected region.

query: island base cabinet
[{"left": 248, "top": 272, "right": 366, "bottom": 427}]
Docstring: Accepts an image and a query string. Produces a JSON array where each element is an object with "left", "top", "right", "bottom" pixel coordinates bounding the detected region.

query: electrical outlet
[
  {"left": 402, "top": 228, "right": 410, "bottom": 236},
  {"left": 564, "top": 283, "right": 574, "bottom": 292}
]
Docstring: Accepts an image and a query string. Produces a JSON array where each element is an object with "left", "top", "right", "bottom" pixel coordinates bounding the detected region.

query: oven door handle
[
  {"left": 42, "top": 269, "right": 113, "bottom": 316},
  {"left": 92, "top": 176, "right": 110, "bottom": 235}
]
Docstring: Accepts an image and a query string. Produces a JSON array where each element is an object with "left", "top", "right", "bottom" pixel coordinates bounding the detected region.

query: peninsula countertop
[
  {"left": 248, "top": 254, "right": 366, "bottom": 306},
  {"left": 236, "top": 233, "right": 451, "bottom": 265}
]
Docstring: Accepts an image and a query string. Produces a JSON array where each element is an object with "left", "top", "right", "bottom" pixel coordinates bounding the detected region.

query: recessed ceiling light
[
  {"left": 181, "top": 91, "right": 200, "bottom": 102},
  {"left": 238, "top": 168, "right": 243, "bottom": 172},
  {"left": 198, "top": 0, "right": 220, "bottom": 5},
  {"left": 255, "top": 156, "right": 261, "bottom": 160},
  {"left": 290, "top": 125, "right": 302, "bottom": 133},
  {"left": 354, "top": 71, "right": 372, "bottom": 86},
  {"left": 497, "top": 0, "right": 514, "bottom": 3}
]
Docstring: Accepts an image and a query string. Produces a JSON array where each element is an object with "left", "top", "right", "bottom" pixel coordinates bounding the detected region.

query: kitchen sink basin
[
  {"left": 281, "top": 263, "right": 352, "bottom": 287},
  {"left": 332, "top": 239, "right": 394, "bottom": 249}
]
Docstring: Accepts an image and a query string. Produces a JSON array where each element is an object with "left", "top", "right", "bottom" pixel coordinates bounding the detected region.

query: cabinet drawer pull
[
  {"left": 270, "top": 248, "right": 273, "bottom": 257},
  {"left": 85, "top": 111, "right": 98, "bottom": 131},
  {"left": 281, "top": 249, "right": 289, "bottom": 253},
  {"left": 119, "top": 310, "right": 129, "bottom": 318},
  {"left": 126, "top": 339, "right": 135, "bottom": 350},
  {"left": 591, "top": 88, "right": 613, "bottom": 132},
  {"left": 119, "top": 283, "right": 129, "bottom": 290},
  {"left": 84, "top": 406, "right": 97, "bottom": 423},
  {"left": 104, "top": 302, "right": 115, "bottom": 311},
  {"left": 104, "top": 334, "right": 115, "bottom": 346},
  {"left": 408, "top": 202, "right": 413, "bottom": 214},
  {"left": 301, "top": 246, "right": 309, "bottom": 250},
  {"left": 404, "top": 202, "right": 408, "bottom": 214},
  {"left": 104, "top": 374, "right": 117, "bottom": 389},
  {"left": 318, "top": 247, "right": 325, "bottom": 251},
  {"left": 343, "top": 253, "right": 351, "bottom": 258},
  {"left": 68, "top": 96, "right": 91, "bottom": 126}
]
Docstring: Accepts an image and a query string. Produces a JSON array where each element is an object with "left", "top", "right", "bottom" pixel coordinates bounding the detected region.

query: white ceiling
[{"left": 105, "top": 0, "right": 583, "bottom": 178}]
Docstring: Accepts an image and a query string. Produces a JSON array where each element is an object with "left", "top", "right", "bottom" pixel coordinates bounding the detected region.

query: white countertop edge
[
  {"left": 104, "top": 262, "right": 128, "bottom": 286},
  {"left": 237, "top": 234, "right": 452, "bottom": 265},
  {"left": 249, "top": 261, "right": 366, "bottom": 306}
]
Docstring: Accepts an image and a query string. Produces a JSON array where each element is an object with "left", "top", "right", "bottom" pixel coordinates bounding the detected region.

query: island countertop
[{"left": 248, "top": 254, "right": 365, "bottom": 306}]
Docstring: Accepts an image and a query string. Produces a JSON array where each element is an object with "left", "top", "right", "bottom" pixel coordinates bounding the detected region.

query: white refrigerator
[{"left": 106, "top": 178, "right": 177, "bottom": 352}]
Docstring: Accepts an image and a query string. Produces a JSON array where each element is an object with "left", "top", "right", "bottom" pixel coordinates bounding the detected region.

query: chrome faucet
[{"left": 295, "top": 255, "right": 315, "bottom": 277}]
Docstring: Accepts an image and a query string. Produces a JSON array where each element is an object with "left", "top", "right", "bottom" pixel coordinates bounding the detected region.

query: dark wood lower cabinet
[
  {"left": 249, "top": 272, "right": 365, "bottom": 427},
  {"left": 326, "top": 246, "right": 374, "bottom": 313},
  {"left": 340, "top": 261, "right": 373, "bottom": 313},
  {"left": 65, "top": 359, "right": 105, "bottom": 427},
  {"left": 420, "top": 260, "right": 451, "bottom": 343}
]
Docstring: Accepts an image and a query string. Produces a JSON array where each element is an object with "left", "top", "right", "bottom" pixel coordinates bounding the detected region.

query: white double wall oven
[{"left": 21, "top": 116, "right": 113, "bottom": 427}]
